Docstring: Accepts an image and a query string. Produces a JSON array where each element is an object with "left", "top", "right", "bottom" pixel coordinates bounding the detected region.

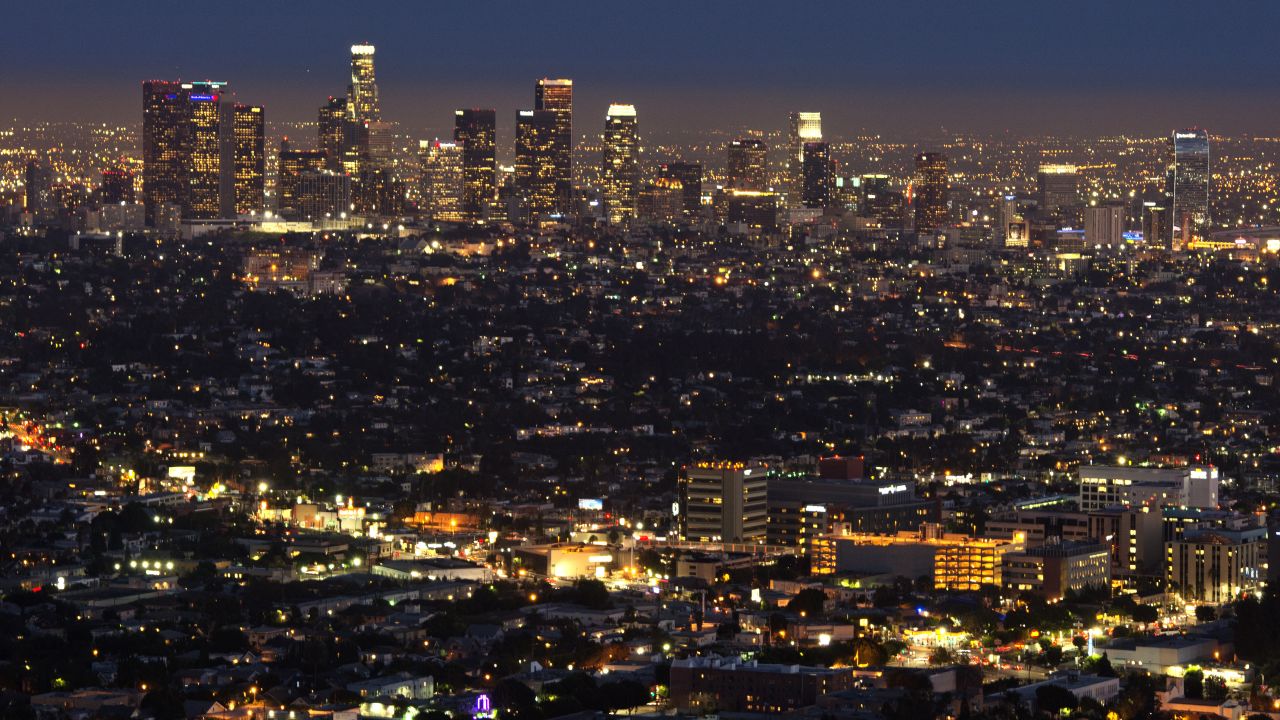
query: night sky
[{"left": 6, "top": 0, "right": 1280, "bottom": 137}]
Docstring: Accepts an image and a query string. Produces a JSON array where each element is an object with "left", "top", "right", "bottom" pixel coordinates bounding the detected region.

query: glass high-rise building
[
  {"left": 801, "top": 141, "right": 832, "bottom": 209},
  {"left": 318, "top": 97, "right": 347, "bottom": 171},
  {"left": 602, "top": 104, "right": 639, "bottom": 224},
  {"left": 182, "top": 81, "right": 233, "bottom": 220},
  {"left": 419, "top": 140, "right": 465, "bottom": 223},
  {"left": 913, "top": 152, "right": 949, "bottom": 233},
  {"left": 1170, "top": 128, "right": 1210, "bottom": 250},
  {"left": 535, "top": 78, "right": 573, "bottom": 214},
  {"left": 727, "top": 138, "right": 767, "bottom": 191},
  {"left": 657, "top": 162, "right": 703, "bottom": 216},
  {"left": 233, "top": 104, "right": 265, "bottom": 215},
  {"left": 515, "top": 109, "right": 560, "bottom": 218},
  {"left": 788, "top": 112, "right": 822, "bottom": 205},
  {"left": 347, "top": 44, "right": 380, "bottom": 123},
  {"left": 1037, "top": 164, "right": 1080, "bottom": 219},
  {"left": 453, "top": 109, "right": 497, "bottom": 221},
  {"left": 142, "top": 80, "right": 186, "bottom": 222},
  {"left": 277, "top": 144, "right": 328, "bottom": 217}
]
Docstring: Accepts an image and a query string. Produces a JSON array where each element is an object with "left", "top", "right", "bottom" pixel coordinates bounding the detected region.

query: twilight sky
[{"left": 5, "top": 0, "right": 1280, "bottom": 137}]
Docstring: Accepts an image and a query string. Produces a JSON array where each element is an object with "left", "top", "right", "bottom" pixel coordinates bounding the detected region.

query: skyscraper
[
  {"left": 142, "top": 80, "right": 185, "bottom": 222},
  {"left": 1171, "top": 128, "right": 1210, "bottom": 250},
  {"left": 453, "top": 109, "right": 497, "bottom": 221},
  {"left": 801, "top": 141, "right": 832, "bottom": 209},
  {"left": 601, "top": 104, "right": 639, "bottom": 224},
  {"left": 1084, "top": 203, "right": 1125, "bottom": 248},
  {"left": 233, "top": 104, "right": 265, "bottom": 215},
  {"left": 1037, "top": 164, "right": 1080, "bottom": 219},
  {"left": 535, "top": 78, "right": 573, "bottom": 214},
  {"left": 657, "top": 162, "right": 703, "bottom": 216},
  {"left": 788, "top": 111, "right": 822, "bottom": 205},
  {"left": 24, "top": 159, "right": 54, "bottom": 223},
  {"left": 182, "top": 81, "right": 233, "bottom": 220},
  {"left": 347, "top": 44, "right": 380, "bottom": 124},
  {"left": 318, "top": 96, "right": 347, "bottom": 170},
  {"left": 912, "top": 152, "right": 949, "bottom": 233},
  {"left": 277, "top": 143, "right": 329, "bottom": 217},
  {"left": 420, "top": 140, "right": 465, "bottom": 223},
  {"left": 515, "top": 109, "right": 559, "bottom": 218},
  {"left": 99, "top": 167, "right": 135, "bottom": 205},
  {"left": 726, "top": 138, "right": 767, "bottom": 191}
]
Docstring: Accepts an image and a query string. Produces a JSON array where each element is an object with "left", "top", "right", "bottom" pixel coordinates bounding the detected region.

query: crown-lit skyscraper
[
  {"left": 801, "top": 141, "right": 832, "bottom": 209},
  {"left": 453, "top": 109, "right": 497, "bottom": 221},
  {"left": 1170, "top": 128, "right": 1210, "bottom": 250},
  {"left": 602, "top": 104, "right": 639, "bottom": 224},
  {"left": 233, "top": 104, "right": 265, "bottom": 215},
  {"left": 788, "top": 112, "right": 821, "bottom": 205},
  {"left": 535, "top": 78, "right": 573, "bottom": 214},
  {"left": 726, "top": 138, "right": 767, "bottom": 191},
  {"left": 515, "top": 109, "right": 559, "bottom": 218},
  {"left": 913, "top": 151, "right": 949, "bottom": 233},
  {"left": 347, "top": 44, "right": 380, "bottom": 124}
]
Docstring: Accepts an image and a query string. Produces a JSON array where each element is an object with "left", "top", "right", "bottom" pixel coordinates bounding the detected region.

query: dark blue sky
[{"left": 6, "top": 0, "right": 1280, "bottom": 136}]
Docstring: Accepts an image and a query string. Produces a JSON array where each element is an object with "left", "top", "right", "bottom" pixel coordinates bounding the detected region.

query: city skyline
[{"left": 6, "top": 1, "right": 1280, "bottom": 136}]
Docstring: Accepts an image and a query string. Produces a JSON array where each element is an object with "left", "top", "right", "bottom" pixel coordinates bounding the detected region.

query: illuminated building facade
[
  {"left": 454, "top": 109, "right": 496, "bottom": 221},
  {"left": 801, "top": 141, "right": 832, "bottom": 209},
  {"left": 1003, "top": 541, "right": 1111, "bottom": 600},
  {"left": 601, "top": 104, "right": 639, "bottom": 224},
  {"left": 657, "top": 162, "right": 702, "bottom": 215},
  {"left": 24, "top": 159, "right": 54, "bottom": 222},
  {"left": 277, "top": 145, "right": 328, "bottom": 217},
  {"left": 182, "top": 81, "right": 232, "bottom": 220},
  {"left": 1170, "top": 128, "right": 1210, "bottom": 250},
  {"left": 419, "top": 140, "right": 465, "bottom": 223},
  {"left": 811, "top": 525, "right": 1022, "bottom": 591},
  {"left": 347, "top": 44, "right": 380, "bottom": 123},
  {"left": 142, "top": 80, "right": 186, "bottom": 222},
  {"left": 1037, "top": 164, "right": 1080, "bottom": 218},
  {"left": 679, "top": 463, "right": 768, "bottom": 543},
  {"left": 636, "top": 178, "right": 683, "bottom": 224},
  {"left": 535, "top": 78, "right": 573, "bottom": 214},
  {"left": 1166, "top": 527, "right": 1266, "bottom": 603},
  {"left": 296, "top": 170, "right": 352, "bottom": 220},
  {"left": 1083, "top": 203, "right": 1124, "bottom": 247},
  {"left": 318, "top": 96, "right": 347, "bottom": 170},
  {"left": 788, "top": 111, "right": 822, "bottom": 205},
  {"left": 233, "top": 104, "right": 265, "bottom": 214},
  {"left": 912, "top": 151, "right": 948, "bottom": 233},
  {"left": 727, "top": 138, "right": 767, "bottom": 191},
  {"left": 515, "top": 109, "right": 560, "bottom": 218}
]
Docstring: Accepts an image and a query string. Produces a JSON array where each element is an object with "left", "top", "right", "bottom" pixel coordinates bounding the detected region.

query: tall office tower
[
  {"left": 636, "top": 178, "right": 684, "bottom": 224},
  {"left": 318, "top": 97, "right": 347, "bottom": 170},
  {"left": 515, "top": 109, "right": 560, "bottom": 218},
  {"left": 1084, "top": 203, "right": 1125, "bottom": 248},
  {"left": 24, "top": 159, "right": 54, "bottom": 222},
  {"left": 788, "top": 111, "right": 822, "bottom": 205},
  {"left": 347, "top": 44, "right": 380, "bottom": 123},
  {"left": 726, "top": 138, "right": 768, "bottom": 191},
  {"left": 801, "top": 141, "right": 832, "bottom": 209},
  {"left": 277, "top": 144, "right": 329, "bottom": 217},
  {"left": 1170, "top": 128, "right": 1210, "bottom": 250},
  {"left": 352, "top": 165, "right": 402, "bottom": 216},
  {"left": 535, "top": 78, "right": 573, "bottom": 213},
  {"left": 861, "top": 174, "right": 904, "bottom": 228},
  {"left": 182, "top": 81, "right": 234, "bottom": 220},
  {"left": 912, "top": 152, "right": 949, "bottom": 233},
  {"left": 679, "top": 463, "right": 768, "bottom": 543},
  {"left": 657, "top": 162, "right": 703, "bottom": 216},
  {"left": 419, "top": 140, "right": 465, "bottom": 223},
  {"left": 99, "top": 167, "right": 135, "bottom": 204},
  {"left": 453, "top": 109, "right": 497, "bottom": 221},
  {"left": 233, "top": 104, "right": 265, "bottom": 215},
  {"left": 142, "top": 80, "right": 186, "bottom": 222},
  {"left": 1037, "top": 164, "right": 1080, "bottom": 218},
  {"left": 601, "top": 104, "right": 639, "bottom": 224},
  {"left": 1142, "top": 201, "right": 1169, "bottom": 247}
]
